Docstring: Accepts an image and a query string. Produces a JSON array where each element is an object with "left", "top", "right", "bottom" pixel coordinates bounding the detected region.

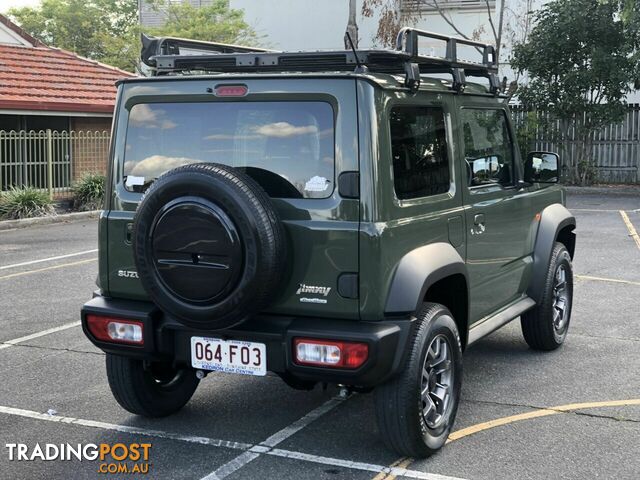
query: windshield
[{"left": 123, "top": 101, "right": 335, "bottom": 198}]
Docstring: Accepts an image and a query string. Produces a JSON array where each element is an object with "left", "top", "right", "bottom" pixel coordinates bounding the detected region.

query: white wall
[{"left": 230, "top": 0, "right": 381, "bottom": 50}]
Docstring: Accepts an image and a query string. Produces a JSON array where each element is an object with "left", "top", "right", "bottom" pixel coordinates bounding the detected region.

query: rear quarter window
[{"left": 123, "top": 101, "right": 335, "bottom": 198}]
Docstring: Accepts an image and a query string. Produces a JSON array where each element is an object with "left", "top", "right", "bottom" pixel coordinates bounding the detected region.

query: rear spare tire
[{"left": 132, "top": 163, "right": 287, "bottom": 330}]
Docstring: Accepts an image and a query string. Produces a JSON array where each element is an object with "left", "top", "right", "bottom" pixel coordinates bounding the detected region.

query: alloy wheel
[{"left": 421, "top": 335, "right": 454, "bottom": 429}]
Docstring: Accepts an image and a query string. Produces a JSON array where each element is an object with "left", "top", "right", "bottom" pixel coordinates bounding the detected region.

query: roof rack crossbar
[
  {"left": 395, "top": 28, "right": 498, "bottom": 71},
  {"left": 141, "top": 33, "right": 273, "bottom": 67}
]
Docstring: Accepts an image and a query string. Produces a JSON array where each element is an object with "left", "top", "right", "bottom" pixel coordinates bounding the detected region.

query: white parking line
[
  {"left": 267, "top": 449, "right": 466, "bottom": 480},
  {"left": 0, "top": 405, "right": 251, "bottom": 450},
  {"left": 0, "top": 403, "right": 467, "bottom": 480},
  {"left": 200, "top": 396, "right": 345, "bottom": 480},
  {"left": 0, "top": 249, "right": 98, "bottom": 270},
  {"left": 0, "top": 321, "right": 81, "bottom": 351},
  {"left": 261, "top": 395, "right": 344, "bottom": 447}
]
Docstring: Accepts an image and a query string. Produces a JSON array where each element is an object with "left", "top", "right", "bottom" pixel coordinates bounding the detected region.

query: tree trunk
[
  {"left": 496, "top": 0, "right": 506, "bottom": 61},
  {"left": 345, "top": 0, "right": 359, "bottom": 49}
]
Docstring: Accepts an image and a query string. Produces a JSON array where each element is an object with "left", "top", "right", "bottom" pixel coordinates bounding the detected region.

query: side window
[
  {"left": 460, "top": 109, "right": 515, "bottom": 188},
  {"left": 390, "top": 106, "right": 450, "bottom": 200}
]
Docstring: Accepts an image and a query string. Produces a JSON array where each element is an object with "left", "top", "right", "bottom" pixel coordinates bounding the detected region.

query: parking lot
[{"left": 0, "top": 189, "right": 638, "bottom": 480}]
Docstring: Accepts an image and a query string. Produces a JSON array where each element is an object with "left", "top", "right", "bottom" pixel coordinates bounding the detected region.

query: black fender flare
[
  {"left": 527, "top": 203, "right": 576, "bottom": 303},
  {"left": 385, "top": 242, "right": 468, "bottom": 315}
]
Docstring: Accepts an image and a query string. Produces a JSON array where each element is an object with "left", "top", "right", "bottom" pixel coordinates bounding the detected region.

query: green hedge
[
  {"left": 72, "top": 173, "right": 106, "bottom": 211},
  {"left": 0, "top": 187, "right": 56, "bottom": 220}
]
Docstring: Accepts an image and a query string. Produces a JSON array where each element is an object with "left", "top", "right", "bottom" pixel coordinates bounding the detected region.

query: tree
[
  {"left": 361, "top": 0, "right": 507, "bottom": 63},
  {"left": 146, "top": 0, "right": 259, "bottom": 46},
  {"left": 9, "top": 0, "right": 260, "bottom": 73},
  {"left": 512, "top": 0, "right": 634, "bottom": 185},
  {"left": 8, "top": 0, "right": 137, "bottom": 70},
  {"left": 619, "top": 0, "right": 640, "bottom": 86}
]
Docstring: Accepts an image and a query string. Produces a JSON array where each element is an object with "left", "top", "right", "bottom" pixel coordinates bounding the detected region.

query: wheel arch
[
  {"left": 528, "top": 203, "right": 576, "bottom": 303},
  {"left": 385, "top": 242, "right": 470, "bottom": 348},
  {"left": 423, "top": 274, "right": 469, "bottom": 350}
]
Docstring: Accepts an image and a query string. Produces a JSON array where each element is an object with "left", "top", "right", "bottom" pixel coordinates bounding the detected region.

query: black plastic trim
[
  {"left": 338, "top": 171, "right": 360, "bottom": 199},
  {"left": 528, "top": 203, "right": 576, "bottom": 303},
  {"left": 337, "top": 273, "right": 359, "bottom": 299},
  {"left": 385, "top": 242, "right": 469, "bottom": 315}
]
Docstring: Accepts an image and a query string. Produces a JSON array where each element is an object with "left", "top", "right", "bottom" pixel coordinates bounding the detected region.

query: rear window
[{"left": 123, "top": 101, "right": 334, "bottom": 198}]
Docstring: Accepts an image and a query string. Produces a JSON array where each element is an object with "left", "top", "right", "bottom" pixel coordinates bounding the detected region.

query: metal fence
[
  {"left": 0, "top": 129, "right": 111, "bottom": 198},
  {"left": 511, "top": 105, "right": 640, "bottom": 184}
]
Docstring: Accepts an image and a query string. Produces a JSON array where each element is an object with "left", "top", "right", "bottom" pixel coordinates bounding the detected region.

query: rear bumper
[{"left": 81, "top": 296, "right": 414, "bottom": 387}]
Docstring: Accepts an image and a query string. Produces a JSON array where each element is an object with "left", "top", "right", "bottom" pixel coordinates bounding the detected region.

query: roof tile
[{"left": 0, "top": 44, "right": 134, "bottom": 114}]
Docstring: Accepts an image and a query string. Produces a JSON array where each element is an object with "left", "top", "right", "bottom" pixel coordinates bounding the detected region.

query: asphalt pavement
[{"left": 0, "top": 190, "right": 638, "bottom": 480}]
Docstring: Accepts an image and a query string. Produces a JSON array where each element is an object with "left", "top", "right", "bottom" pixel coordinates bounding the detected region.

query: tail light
[
  {"left": 293, "top": 338, "right": 368, "bottom": 369},
  {"left": 86, "top": 315, "right": 143, "bottom": 345}
]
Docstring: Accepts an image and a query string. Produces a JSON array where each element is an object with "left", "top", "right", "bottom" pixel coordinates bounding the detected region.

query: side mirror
[{"left": 524, "top": 152, "right": 559, "bottom": 184}]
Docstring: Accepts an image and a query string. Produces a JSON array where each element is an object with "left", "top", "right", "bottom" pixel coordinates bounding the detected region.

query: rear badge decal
[
  {"left": 296, "top": 283, "right": 331, "bottom": 304},
  {"left": 299, "top": 297, "right": 328, "bottom": 304},
  {"left": 117, "top": 270, "right": 139, "bottom": 279}
]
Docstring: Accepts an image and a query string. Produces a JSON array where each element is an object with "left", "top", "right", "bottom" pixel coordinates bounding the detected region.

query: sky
[{"left": 0, "top": 0, "right": 41, "bottom": 13}]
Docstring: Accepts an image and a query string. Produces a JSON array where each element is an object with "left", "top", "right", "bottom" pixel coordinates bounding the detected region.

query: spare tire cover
[{"left": 132, "top": 163, "right": 287, "bottom": 330}]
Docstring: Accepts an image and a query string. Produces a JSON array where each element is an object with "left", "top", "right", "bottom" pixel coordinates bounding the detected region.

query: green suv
[{"left": 81, "top": 28, "right": 576, "bottom": 458}]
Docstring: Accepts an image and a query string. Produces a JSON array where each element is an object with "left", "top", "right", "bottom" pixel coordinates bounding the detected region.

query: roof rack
[{"left": 140, "top": 28, "right": 501, "bottom": 94}]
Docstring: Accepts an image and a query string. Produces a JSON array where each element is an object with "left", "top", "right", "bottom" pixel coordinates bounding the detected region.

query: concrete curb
[{"left": 0, "top": 210, "right": 101, "bottom": 231}]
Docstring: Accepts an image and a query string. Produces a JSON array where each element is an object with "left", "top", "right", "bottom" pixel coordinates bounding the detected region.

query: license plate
[{"left": 190, "top": 337, "right": 266, "bottom": 376}]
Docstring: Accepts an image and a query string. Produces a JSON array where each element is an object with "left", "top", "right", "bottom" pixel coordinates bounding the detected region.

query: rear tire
[
  {"left": 106, "top": 354, "right": 199, "bottom": 417},
  {"left": 375, "top": 303, "right": 462, "bottom": 458},
  {"left": 521, "top": 242, "right": 573, "bottom": 351}
]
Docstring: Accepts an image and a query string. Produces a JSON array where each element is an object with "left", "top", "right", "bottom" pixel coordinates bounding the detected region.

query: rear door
[
  {"left": 455, "top": 102, "right": 533, "bottom": 324},
  {"left": 105, "top": 78, "right": 361, "bottom": 319}
]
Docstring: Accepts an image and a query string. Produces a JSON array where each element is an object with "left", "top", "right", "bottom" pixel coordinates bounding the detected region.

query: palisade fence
[
  {"left": 511, "top": 105, "right": 640, "bottom": 184},
  {"left": 0, "top": 129, "right": 111, "bottom": 198}
]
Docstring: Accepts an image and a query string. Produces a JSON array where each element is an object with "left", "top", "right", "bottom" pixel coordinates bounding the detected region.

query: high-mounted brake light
[
  {"left": 293, "top": 338, "right": 368, "bottom": 369},
  {"left": 215, "top": 85, "right": 248, "bottom": 97},
  {"left": 86, "top": 315, "right": 143, "bottom": 345}
]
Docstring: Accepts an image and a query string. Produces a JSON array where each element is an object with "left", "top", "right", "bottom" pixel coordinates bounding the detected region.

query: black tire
[
  {"left": 375, "top": 303, "right": 463, "bottom": 458},
  {"left": 521, "top": 242, "right": 573, "bottom": 351},
  {"left": 132, "top": 163, "right": 287, "bottom": 330},
  {"left": 106, "top": 354, "right": 199, "bottom": 417}
]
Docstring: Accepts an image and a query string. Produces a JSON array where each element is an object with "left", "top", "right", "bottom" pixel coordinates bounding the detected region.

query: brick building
[{"left": 0, "top": 14, "right": 134, "bottom": 190}]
